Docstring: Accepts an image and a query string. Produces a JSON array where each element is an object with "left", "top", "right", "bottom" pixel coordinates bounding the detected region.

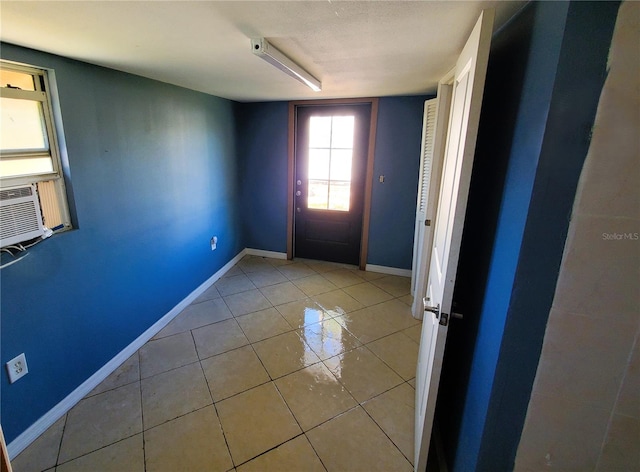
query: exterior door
[
  {"left": 414, "top": 10, "right": 494, "bottom": 471},
  {"left": 294, "top": 104, "right": 370, "bottom": 265}
]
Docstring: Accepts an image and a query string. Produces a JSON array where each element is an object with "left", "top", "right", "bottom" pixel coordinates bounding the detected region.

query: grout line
[{"left": 138, "top": 348, "right": 147, "bottom": 472}]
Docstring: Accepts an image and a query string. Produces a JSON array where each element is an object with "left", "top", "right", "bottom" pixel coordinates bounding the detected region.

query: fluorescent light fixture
[{"left": 251, "top": 38, "right": 321, "bottom": 92}]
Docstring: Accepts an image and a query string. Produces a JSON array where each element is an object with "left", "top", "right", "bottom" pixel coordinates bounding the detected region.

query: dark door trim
[{"left": 287, "top": 98, "right": 379, "bottom": 270}]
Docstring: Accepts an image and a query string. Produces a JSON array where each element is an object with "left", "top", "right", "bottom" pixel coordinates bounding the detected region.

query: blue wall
[
  {"left": 236, "top": 102, "right": 290, "bottom": 253},
  {"left": 0, "top": 44, "right": 244, "bottom": 442},
  {"left": 437, "top": 2, "right": 620, "bottom": 470},
  {"left": 368, "top": 96, "right": 429, "bottom": 269},
  {"left": 238, "top": 96, "right": 428, "bottom": 269}
]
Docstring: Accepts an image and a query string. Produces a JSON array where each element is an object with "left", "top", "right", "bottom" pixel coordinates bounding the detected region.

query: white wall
[{"left": 515, "top": 2, "right": 639, "bottom": 470}]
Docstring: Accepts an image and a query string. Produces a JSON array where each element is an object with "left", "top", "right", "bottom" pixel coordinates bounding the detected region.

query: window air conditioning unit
[{"left": 0, "top": 184, "right": 45, "bottom": 248}]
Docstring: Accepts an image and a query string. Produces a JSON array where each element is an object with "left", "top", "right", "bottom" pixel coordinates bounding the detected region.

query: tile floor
[{"left": 13, "top": 256, "right": 421, "bottom": 472}]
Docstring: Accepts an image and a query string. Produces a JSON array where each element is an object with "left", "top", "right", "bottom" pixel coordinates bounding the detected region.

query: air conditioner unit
[{"left": 0, "top": 184, "right": 45, "bottom": 248}]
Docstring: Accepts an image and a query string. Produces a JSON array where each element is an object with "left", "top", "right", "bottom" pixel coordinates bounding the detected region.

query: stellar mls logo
[{"left": 602, "top": 232, "right": 639, "bottom": 241}]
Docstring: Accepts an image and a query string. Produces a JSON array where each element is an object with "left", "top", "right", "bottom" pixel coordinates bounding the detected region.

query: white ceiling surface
[{"left": 0, "top": 1, "right": 526, "bottom": 102}]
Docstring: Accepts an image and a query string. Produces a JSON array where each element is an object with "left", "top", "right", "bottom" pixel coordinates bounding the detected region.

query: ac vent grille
[
  {"left": 0, "top": 184, "right": 45, "bottom": 247},
  {"left": 0, "top": 187, "right": 33, "bottom": 201},
  {"left": 0, "top": 202, "right": 41, "bottom": 239}
]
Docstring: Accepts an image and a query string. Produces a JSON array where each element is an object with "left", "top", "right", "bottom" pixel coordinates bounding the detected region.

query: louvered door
[{"left": 410, "top": 90, "right": 451, "bottom": 319}]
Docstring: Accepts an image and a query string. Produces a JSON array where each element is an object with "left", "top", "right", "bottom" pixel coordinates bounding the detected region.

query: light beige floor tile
[
  {"left": 238, "top": 256, "right": 274, "bottom": 273},
  {"left": 12, "top": 415, "right": 65, "bottom": 472},
  {"left": 275, "top": 363, "right": 357, "bottom": 431},
  {"left": 334, "top": 308, "right": 399, "bottom": 344},
  {"left": 363, "top": 383, "right": 415, "bottom": 464},
  {"left": 299, "top": 258, "right": 352, "bottom": 274},
  {"left": 371, "top": 275, "right": 411, "bottom": 297},
  {"left": 323, "top": 346, "right": 403, "bottom": 402},
  {"left": 368, "top": 332, "right": 419, "bottom": 380},
  {"left": 246, "top": 269, "right": 288, "bottom": 288},
  {"left": 224, "top": 289, "right": 272, "bottom": 317},
  {"left": 275, "top": 298, "right": 330, "bottom": 329},
  {"left": 260, "top": 281, "right": 307, "bottom": 306},
  {"left": 353, "top": 269, "right": 387, "bottom": 281},
  {"left": 217, "top": 383, "right": 302, "bottom": 466},
  {"left": 237, "top": 435, "right": 325, "bottom": 472},
  {"left": 192, "top": 318, "right": 250, "bottom": 359},
  {"left": 321, "top": 268, "right": 366, "bottom": 288},
  {"left": 139, "top": 331, "right": 198, "bottom": 379},
  {"left": 88, "top": 354, "right": 139, "bottom": 396},
  {"left": 398, "top": 294, "right": 414, "bottom": 306},
  {"left": 298, "top": 318, "right": 362, "bottom": 360},
  {"left": 57, "top": 434, "right": 143, "bottom": 472},
  {"left": 141, "top": 362, "right": 212, "bottom": 429},
  {"left": 145, "top": 406, "right": 233, "bottom": 472},
  {"left": 236, "top": 307, "right": 292, "bottom": 343},
  {"left": 312, "top": 289, "right": 364, "bottom": 315},
  {"left": 292, "top": 274, "right": 339, "bottom": 296},
  {"left": 343, "top": 282, "right": 394, "bottom": 306},
  {"left": 269, "top": 258, "right": 296, "bottom": 267},
  {"left": 201, "top": 345, "right": 270, "bottom": 402},
  {"left": 403, "top": 324, "right": 422, "bottom": 344},
  {"left": 367, "top": 299, "right": 421, "bottom": 331},
  {"left": 223, "top": 266, "right": 244, "bottom": 277},
  {"left": 254, "top": 331, "right": 321, "bottom": 379},
  {"left": 215, "top": 274, "right": 257, "bottom": 296},
  {"left": 277, "top": 262, "right": 318, "bottom": 280},
  {"left": 59, "top": 383, "right": 142, "bottom": 463},
  {"left": 193, "top": 284, "right": 221, "bottom": 303},
  {"left": 306, "top": 407, "right": 412, "bottom": 472},
  {"left": 155, "top": 298, "right": 232, "bottom": 338}
]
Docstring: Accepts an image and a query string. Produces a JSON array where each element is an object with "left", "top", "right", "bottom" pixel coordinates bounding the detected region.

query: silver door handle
[
  {"left": 423, "top": 299, "right": 440, "bottom": 316},
  {"left": 451, "top": 312, "right": 464, "bottom": 320}
]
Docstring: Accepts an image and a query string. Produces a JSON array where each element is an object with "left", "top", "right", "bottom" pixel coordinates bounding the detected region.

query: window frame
[{"left": 1, "top": 59, "right": 72, "bottom": 231}]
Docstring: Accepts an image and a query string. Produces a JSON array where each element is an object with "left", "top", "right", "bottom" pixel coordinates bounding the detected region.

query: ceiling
[{"left": 0, "top": 1, "right": 527, "bottom": 102}]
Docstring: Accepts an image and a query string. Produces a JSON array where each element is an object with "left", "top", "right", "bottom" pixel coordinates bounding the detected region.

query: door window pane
[
  {"left": 309, "top": 116, "right": 331, "bottom": 148},
  {"left": 1, "top": 97, "right": 48, "bottom": 151},
  {"left": 308, "top": 149, "right": 330, "bottom": 180},
  {"left": 328, "top": 181, "right": 350, "bottom": 211},
  {"left": 308, "top": 180, "right": 329, "bottom": 209},
  {"left": 329, "top": 149, "right": 352, "bottom": 181},
  {"left": 307, "top": 114, "right": 354, "bottom": 212},
  {"left": 331, "top": 116, "right": 355, "bottom": 148}
]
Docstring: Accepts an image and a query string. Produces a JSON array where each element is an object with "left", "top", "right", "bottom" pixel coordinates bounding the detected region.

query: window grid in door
[{"left": 307, "top": 115, "right": 354, "bottom": 211}]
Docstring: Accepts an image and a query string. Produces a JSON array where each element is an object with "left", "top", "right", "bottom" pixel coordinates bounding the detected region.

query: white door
[
  {"left": 410, "top": 87, "right": 452, "bottom": 320},
  {"left": 414, "top": 9, "right": 494, "bottom": 471}
]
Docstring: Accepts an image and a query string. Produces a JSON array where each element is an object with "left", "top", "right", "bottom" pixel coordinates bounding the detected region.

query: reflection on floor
[{"left": 13, "top": 255, "right": 421, "bottom": 472}]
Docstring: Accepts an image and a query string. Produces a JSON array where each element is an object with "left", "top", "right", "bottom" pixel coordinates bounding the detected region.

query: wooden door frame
[{"left": 287, "top": 98, "right": 379, "bottom": 270}]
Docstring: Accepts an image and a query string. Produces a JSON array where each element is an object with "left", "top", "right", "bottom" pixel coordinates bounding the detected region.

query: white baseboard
[
  {"left": 7, "top": 249, "right": 247, "bottom": 460},
  {"left": 245, "top": 248, "right": 288, "bottom": 259},
  {"left": 365, "top": 264, "right": 412, "bottom": 277}
]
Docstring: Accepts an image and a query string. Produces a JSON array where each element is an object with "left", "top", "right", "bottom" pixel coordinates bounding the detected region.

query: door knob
[{"left": 423, "top": 299, "right": 440, "bottom": 316}]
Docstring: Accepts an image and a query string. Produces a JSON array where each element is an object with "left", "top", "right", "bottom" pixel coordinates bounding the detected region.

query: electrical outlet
[
  {"left": 210, "top": 236, "right": 218, "bottom": 251},
  {"left": 6, "top": 353, "right": 28, "bottom": 383}
]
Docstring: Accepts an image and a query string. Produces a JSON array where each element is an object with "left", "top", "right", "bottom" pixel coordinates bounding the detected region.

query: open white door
[
  {"left": 414, "top": 9, "right": 494, "bottom": 471},
  {"left": 410, "top": 87, "right": 452, "bottom": 320}
]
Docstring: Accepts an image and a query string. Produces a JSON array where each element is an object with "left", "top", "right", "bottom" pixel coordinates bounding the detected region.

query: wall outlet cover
[{"left": 6, "top": 353, "right": 29, "bottom": 383}]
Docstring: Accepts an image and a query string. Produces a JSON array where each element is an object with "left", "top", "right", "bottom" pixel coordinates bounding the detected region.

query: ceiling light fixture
[{"left": 251, "top": 38, "right": 321, "bottom": 92}]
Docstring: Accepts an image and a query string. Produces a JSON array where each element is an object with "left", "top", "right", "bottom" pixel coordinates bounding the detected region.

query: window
[
  {"left": 307, "top": 115, "right": 354, "bottom": 211},
  {"left": 1, "top": 61, "right": 71, "bottom": 238}
]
